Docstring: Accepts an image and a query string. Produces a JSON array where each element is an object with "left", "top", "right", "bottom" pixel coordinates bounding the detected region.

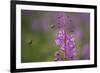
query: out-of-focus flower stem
[{"left": 64, "top": 16, "right": 67, "bottom": 60}]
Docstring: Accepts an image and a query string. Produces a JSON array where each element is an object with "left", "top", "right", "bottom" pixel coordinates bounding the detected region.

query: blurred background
[{"left": 21, "top": 10, "right": 90, "bottom": 63}]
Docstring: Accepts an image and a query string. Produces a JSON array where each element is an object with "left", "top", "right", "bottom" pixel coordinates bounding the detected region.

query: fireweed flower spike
[
  {"left": 54, "top": 12, "right": 76, "bottom": 61},
  {"left": 55, "top": 30, "right": 76, "bottom": 60}
]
